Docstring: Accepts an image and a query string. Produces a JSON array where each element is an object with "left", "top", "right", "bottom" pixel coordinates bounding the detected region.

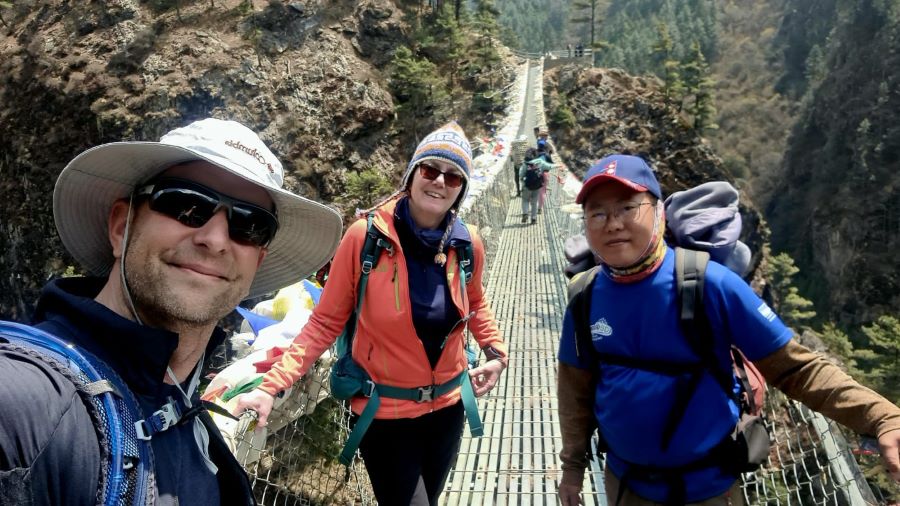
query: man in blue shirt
[
  {"left": 0, "top": 118, "right": 343, "bottom": 505},
  {"left": 557, "top": 154, "right": 900, "bottom": 505}
]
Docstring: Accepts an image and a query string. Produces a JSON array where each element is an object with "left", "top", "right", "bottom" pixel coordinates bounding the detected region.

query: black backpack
[{"left": 523, "top": 163, "right": 543, "bottom": 190}]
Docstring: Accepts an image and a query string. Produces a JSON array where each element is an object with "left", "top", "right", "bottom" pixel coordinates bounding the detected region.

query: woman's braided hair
[{"left": 357, "top": 188, "right": 407, "bottom": 218}]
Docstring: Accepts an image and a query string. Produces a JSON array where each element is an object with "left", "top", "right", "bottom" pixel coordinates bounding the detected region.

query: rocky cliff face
[
  {"left": 545, "top": 65, "right": 771, "bottom": 290},
  {"left": 0, "top": 0, "right": 413, "bottom": 320},
  {"left": 768, "top": 0, "right": 900, "bottom": 325}
]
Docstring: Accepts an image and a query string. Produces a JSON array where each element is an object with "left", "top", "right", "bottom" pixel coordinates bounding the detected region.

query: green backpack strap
[
  {"left": 341, "top": 369, "right": 481, "bottom": 465},
  {"left": 456, "top": 220, "right": 475, "bottom": 286},
  {"left": 455, "top": 245, "right": 483, "bottom": 437},
  {"left": 340, "top": 389, "right": 381, "bottom": 465},
  {"left": 457, "top": 241, "right": 474, "bottom": 285},
  {"left": 335, "top": 213, "right": 389, "bottom": 466},
  {"left": 453, "top": 220, "right": 482, "bottom": 436},
  {"left": 335, "top": 213, "right": 390, "bottom": 357}
]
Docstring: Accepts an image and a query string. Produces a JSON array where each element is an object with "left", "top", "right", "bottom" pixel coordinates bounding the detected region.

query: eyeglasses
[
  {"left": 134, "top": 177, "right": 279, "bottom": 247},
  {"left": 584, "top": 201, "right": 653, "bottom": 229},
  {"left": 417, "top": 163, "right": 465, "bottom": 188}
]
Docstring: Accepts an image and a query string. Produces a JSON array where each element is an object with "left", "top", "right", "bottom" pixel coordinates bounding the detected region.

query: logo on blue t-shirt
[
  {"left": 757, "top": 302, "right": 776, "bottom": 322},
  {"left": 591, "top": 318, "right": 613, "bottom": 340}
]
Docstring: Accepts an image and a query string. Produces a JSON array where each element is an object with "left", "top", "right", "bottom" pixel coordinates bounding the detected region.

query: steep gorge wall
[
  {"left": 768, "top": 0, "right": 900, "bottom": 325},
  {"left": 0, "top": 0, "right": 407, "bottom": 320}
]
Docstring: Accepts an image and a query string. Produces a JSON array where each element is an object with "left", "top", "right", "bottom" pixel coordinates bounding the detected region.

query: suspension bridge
[{"left": 211, "top": 56, "right": 890, "bottom": 506}]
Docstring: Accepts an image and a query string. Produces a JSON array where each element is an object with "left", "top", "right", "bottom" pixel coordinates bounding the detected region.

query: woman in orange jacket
[{"left": 233, "top": 122, "right": 508, "bottom": 505}]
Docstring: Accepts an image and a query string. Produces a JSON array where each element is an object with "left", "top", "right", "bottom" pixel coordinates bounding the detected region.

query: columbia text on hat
[
  {"left": 575, "top": 154, "right": 663, "bottom": 204},
  {"left": 53, "top": 117, "right": 343, "bottom": 299}
]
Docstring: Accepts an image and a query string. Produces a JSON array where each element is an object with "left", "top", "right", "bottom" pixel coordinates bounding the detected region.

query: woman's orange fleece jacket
[{"left": 259, "top": 199, "right": 508, "bottom": 419}]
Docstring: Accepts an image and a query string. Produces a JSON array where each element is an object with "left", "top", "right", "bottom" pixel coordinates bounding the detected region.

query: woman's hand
[
  {"left": 230, "top": 389, "right": 276, "bottom": 428},
  {"left": 469, "top": 359, "right": 506, "bottom": 397}
]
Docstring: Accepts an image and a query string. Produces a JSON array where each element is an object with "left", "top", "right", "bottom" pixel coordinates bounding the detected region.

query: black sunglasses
[
  {"left": 134, "top": 177, "right": 279, "bottom": 247},
  {"left": 417, "top": 163, "right": 465, "bottom": 188}
]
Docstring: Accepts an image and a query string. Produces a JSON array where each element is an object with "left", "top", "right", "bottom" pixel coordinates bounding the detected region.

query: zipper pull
[{"left": 440, "top": 311, "right": 476, "bottom": 350}]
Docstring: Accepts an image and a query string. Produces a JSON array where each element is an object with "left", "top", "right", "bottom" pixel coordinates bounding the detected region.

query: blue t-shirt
[{"left": 558, "top": 247, "right": 793, "bottom": 502}]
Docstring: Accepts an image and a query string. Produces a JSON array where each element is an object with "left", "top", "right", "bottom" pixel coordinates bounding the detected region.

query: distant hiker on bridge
[
  {"left": 232, "top": 121, "right": 509, "bottom": 506},
  {"left": 536, "top": 125, "right": 555, "bottom": 163},
  {"left": 568, "top": 43, "right": 573, "bottom": 58},
  {"left": 0, "top": 118, "right": 343, "bottom": 505},
  {"left": 535, "top": 126, "right": 556, "bottom": 215},
  {"left": 557, "top": 154, "right": 900, "bottom": 506},
  {"left": 520, "top": 147, "right": 556, "bottom": 225}
]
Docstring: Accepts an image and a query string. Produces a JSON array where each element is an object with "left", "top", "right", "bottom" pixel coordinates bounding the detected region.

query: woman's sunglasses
[
  {"left": 134, "top": 177, "right": 279, "bottom": 247},
  {"left": 417, "top": 163, "right": 465, "bottom": 188}
]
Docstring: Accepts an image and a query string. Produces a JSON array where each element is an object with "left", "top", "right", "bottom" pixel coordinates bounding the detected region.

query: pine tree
[
  {"left": 570, "top": 0, "right": 609, "bottom": 65},
  {"left": 652, "top": 22, "right": 684, "bottom": 108},
  {"left": 417, "top": 6, "right": 465, "bottom": 85},
  {"left": 767, "top": 252, "right": 817, "bottom": 329},
  {"left": 468, "top": 0, "right": 503, "bottom": 114},
  {"left": 0, "top": 1, "right": 11, "bottom": 29},
  {"left": 818, "top": 322, "right": 861, "bottom": 374},
  {"left": 345, "top": 168, "right": 394, "bottom": 212},
  {"left": 804, "top": 44, "right": 827, "bottom": 90},
  {"left": 859, "top": 316, "right": 900, "bottom": 402},
  {"left": 681, "top": 40, "right": 718, "bottom": 131},
  {"left": 389, "top": 46, "right": 448, "bottom": 136}
]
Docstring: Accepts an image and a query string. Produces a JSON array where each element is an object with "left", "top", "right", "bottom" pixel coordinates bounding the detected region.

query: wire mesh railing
[{"left": 206, "top": 349, "right": 375, "bottom": 505}]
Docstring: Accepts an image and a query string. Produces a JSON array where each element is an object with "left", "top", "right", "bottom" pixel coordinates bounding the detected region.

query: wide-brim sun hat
[{"left": 53, "top": 118, "right": 343, "bottom": 300}]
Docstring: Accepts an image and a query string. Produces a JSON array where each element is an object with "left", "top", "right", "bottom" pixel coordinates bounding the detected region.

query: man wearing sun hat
[
  {"left": 0, "top": 118, "right": 343, "bottom": 505},
  {"left": 557, "top": 154, "right": 900, "bottom": 505}
]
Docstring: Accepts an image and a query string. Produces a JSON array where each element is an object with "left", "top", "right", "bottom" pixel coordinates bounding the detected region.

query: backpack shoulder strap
[
  {"left": 0, "top": 320, "right": 155, "bottom": 506},
  {"left": 360, "top": 212, "right": 391, "bottom": 276},
  {"left": 675, "top": 247, "right": 736, "bottom": 398},
  {"left": 675, "top": 247, "right": 708, "bottom": 337},
  {"left": 566, "top": 266, "right": 601, "bottom": 363},
  {"left": 337, "top": 213, "right": 389, "bottom": 358},
  {"left": 456, "top": 221, "right": 475, "bottom": 286}
]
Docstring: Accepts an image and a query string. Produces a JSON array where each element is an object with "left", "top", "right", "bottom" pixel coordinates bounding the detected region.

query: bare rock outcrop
[{"left": 0, "top": 0, "right": 403, "bottom": 319}]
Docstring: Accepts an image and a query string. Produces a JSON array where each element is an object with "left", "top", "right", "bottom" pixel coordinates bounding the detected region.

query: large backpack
[
  {"left": 328, "top": 212, "right": 483, "bottom": 466},
  {"left": 523, "top": 163, "right": 544, "bottom": 190},
  {"left": 566, "top": 248, "right": 769, "bottom": 503},
  {"left": 0, "top": 321, "right": 156, "bottom": 505}
]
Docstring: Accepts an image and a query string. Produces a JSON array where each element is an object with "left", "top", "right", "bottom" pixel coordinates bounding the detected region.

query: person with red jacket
[{"left": 233, "top": 121, "right": 508, "bottom": 506}]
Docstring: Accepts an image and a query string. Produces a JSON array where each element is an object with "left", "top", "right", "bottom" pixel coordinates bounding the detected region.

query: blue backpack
[{"left": 0, "top": 321, "right": 156, "bottom": 505}]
